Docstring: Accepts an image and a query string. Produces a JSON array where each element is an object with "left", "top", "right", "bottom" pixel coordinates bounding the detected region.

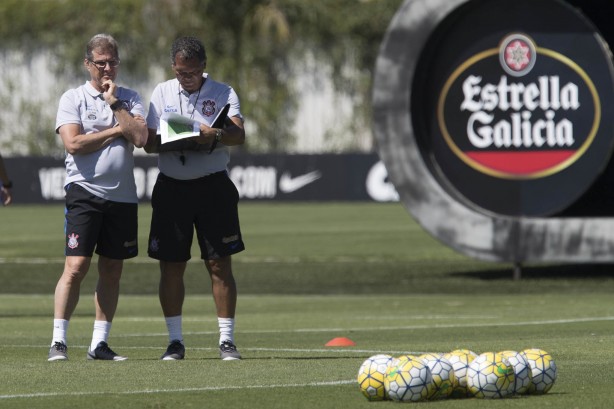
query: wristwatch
[
  {"left": 209, "top": 129, "right": 223, "bottom": 154},
  {"left": 109, "top": 100, "right": 123, "bottom": 111},
  {"left": 2, "top": 181, "right": 12, "bottom": 188}
]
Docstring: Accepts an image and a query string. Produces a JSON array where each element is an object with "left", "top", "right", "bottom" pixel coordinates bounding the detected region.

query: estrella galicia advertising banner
[
  {"left": 411, "top": 0, "right": 614, "bottom": 216},
  {"left": 3, "top": 154, "right": 400, "bottom": 204}
]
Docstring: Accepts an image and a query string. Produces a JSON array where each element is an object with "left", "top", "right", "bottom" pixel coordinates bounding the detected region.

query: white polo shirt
[
  {"left": 146, "top": 74, "right": 243, "bottom": 180},
  {"left": 56, "top": 81, "right": 145, "bottom": 203}
]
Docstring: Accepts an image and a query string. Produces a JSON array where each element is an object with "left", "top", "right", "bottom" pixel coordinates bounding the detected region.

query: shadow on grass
[
  {"left": 452, "top": 263, "right": 614, "bottom": 280},
  {"left": 4, "top": 260, "right": 614, "bottom": 295}
]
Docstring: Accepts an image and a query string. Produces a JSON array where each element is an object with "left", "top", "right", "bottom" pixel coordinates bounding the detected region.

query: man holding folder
[{"left": 145, "top": 36, "right": 246, "bottom": 361}]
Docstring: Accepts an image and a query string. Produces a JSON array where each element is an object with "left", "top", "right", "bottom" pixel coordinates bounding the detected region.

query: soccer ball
[
  {"left": 443, "top": 349, "right": 478, "bottom": 398},
  {"left": 521, "top": 348, "right": 557, "bottom": 394},
  {"left": 357, "top": 354, "right": 393, "bottom": 401},
  {"left": 385, "top": 355, "right": 434, "bottom": 402},
  {"left": 499, "top": 350, "right": 533, "bottom": 395},
  {"left": 466, "top": 352, "right": 515, "bottom": 399},
  {"left": 419, "top": 352, "right": 457, "bottom": 399}
]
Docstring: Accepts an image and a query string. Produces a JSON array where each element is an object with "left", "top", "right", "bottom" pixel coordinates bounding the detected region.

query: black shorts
[
  {"left": 148, "top": 171, "right": 245, "bottom": 262},
  {"left": 64, "top": 183, "right": 138, "bottom": 259}
]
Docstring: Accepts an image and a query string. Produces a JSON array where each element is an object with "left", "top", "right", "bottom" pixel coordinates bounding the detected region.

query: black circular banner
[{"left": 411, "top": 0, "right": 614, "bottom": 216}]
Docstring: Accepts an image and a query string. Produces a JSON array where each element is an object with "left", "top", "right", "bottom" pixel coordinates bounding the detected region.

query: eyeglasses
[
  {"left": 174, "top": 68, "right": 203, "bottom": 79},
  {"left": 89, "top": 59, "right": 120, "bottom": 69}
]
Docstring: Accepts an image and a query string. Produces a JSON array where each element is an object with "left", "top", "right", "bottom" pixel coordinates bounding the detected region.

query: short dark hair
[
  {"left": 86, "top": 33, "right": 119, "bottom": 61},
  {"left": 171, "top": 36, "right": 207, "bottom": 66}
]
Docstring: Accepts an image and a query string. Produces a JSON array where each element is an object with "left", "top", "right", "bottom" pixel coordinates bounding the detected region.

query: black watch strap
[
  {"left": 2, "top": 180, "right": 12, "bottom": 188},
  {"left": 110, "top": 100, "right": 123, "bottom": 111}
]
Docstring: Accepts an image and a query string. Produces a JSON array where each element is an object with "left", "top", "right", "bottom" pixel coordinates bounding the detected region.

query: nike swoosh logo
[{"left": 279, "top": 171, "right": 322, "bottom": 193}]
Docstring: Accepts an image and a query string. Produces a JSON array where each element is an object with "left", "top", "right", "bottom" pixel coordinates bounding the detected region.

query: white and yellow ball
[
  {"left": 443, "top": 349, "right": 478, "bottom": 398},
  {"left": 384, "top": 355, "right": 434, "bottom": 402},
  {"left": 466, "top": 352, "right": 515, "bottom": 399},
  {"left": 499, "top": 350, "right": 533, "bottom": 395},
  {"left": 357, "top": 354, "right": 393, "bottom": 401},
  {"left": 419, "top": 352, "right": 456, "bottom": 399},
  {"left": 521, "top": 348, "right": 557, "bottom": 394}
]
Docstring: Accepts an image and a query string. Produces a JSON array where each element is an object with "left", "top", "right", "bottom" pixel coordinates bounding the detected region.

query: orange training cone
[{"left": 325, "top": 337, "right": 356, "bottom": 347}]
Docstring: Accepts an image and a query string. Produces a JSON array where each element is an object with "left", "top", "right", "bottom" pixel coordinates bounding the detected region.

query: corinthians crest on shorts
[{"left": 67, "top": 233, "right": 79, "bottom": 249}]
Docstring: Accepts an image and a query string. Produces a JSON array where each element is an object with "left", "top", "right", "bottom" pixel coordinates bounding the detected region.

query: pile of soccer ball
[{"left": 357, "top": 348, "right": 557, "bottom": 402}]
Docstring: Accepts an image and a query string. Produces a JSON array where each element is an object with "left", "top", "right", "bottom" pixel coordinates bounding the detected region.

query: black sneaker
[
  {"left": 219, "top": 340, "right": 241, "bottom": 360},
  {"left": 86, "top": 341, "right": 127, "bottom": 361},
  {"left": 48, "top": 341, "right": 68, "bottom": 361},
  {"left": 161, "top": 340, "right": 185, "bottom": 360}
]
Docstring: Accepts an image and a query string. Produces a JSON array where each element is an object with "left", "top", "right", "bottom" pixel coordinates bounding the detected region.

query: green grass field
[{"left": 1, "top": 203, "right": 613, "bottom": 408}]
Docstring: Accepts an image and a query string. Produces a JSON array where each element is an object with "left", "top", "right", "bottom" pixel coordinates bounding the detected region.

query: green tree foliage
[{"left": 0, "top": 0, "right": 403, "bottom": 154}]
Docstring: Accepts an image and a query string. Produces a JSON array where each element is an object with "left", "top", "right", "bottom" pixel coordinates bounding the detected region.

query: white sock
[
  {"left": 165, "top": 315, "right": 183, "bottom": 344},
  {"left": 90, "top": 320, "right": 112, "bottom": 351},
  {"left": 52, "top": 319, "right": 69, "bottom": 346},
  {"left": 218, "top": 317, "right": 235, "bottom": 345}
]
